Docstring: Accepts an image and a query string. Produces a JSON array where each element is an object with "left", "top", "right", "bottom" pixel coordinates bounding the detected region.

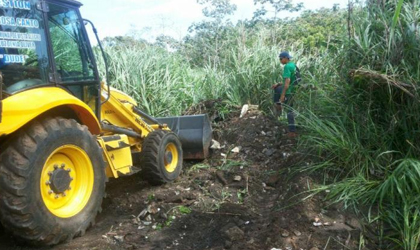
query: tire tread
[{"left": 0, "top": 117, "right": 106, "bottom": 246}]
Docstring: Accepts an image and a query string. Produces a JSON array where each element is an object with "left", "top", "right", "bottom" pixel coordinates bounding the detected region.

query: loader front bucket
[{"left": 157, "top": 114, "right": 212, "bottom": 160}]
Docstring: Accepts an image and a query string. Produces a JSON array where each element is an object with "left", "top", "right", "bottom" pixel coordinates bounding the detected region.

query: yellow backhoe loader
[{"left": 0, "top": 0, "right": 212, "bottom": 246}]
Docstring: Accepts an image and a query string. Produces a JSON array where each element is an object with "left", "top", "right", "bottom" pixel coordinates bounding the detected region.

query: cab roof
[{"left": 50, "top": 0, "right": 83, "bottom": 7}]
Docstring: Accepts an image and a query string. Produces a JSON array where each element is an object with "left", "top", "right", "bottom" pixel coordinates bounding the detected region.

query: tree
[
  {"left": 253, "top": 0, "right": 304, "bottom": 19},
  {"left": 198, "top": 0, "right": 237, "bottom": 21},
  {"left": 182, "top": 0, "right": 237, "bottom": 67},
  {"left": 102, "top": 36, "right": 148, "bottom": 48}
]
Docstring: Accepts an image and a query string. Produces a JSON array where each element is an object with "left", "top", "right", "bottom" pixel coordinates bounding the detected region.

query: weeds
[
  {"left": 188, "top": 163, "right": 212, "bottom": 173},
  {"left": 178, "top": 206, "right": 192, "bottom": 214},
  {"left": 218, "top": 159, "right": 248, "bottom": 171}
]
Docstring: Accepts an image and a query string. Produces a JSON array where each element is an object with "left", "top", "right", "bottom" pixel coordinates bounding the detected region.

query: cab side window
[{"left": 47, "top": 3, "right": 94, "bottom": 82}]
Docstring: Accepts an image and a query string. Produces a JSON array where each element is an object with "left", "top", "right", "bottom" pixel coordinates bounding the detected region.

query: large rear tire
[
  {"left": 140, "top": 130, "right": 183, "bottom": 185},
  {"left": 0, "top": 117, "right": 106, "bottom": 246}
]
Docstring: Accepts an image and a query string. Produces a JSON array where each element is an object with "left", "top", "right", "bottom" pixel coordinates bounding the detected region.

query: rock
[
  {"left": 233, "top": 176, "right": 242, "bottom": 182},
  {"left": 231, "top": 146, "right": 241, "bottom": 153},
  {"left": 240, "top": 104, "right": 249, "bottom": 118},
  {"left": 211, "top": 139, "right": 222, "bottom": 149},
  {"left": 293, "top": 230, "right": 302, "bottom": 236},
  {"left": 310, "top": 247, "right": 320, "bottom": 250},
  {"left": 281, "top": 230, "right": 290, "bottom": 237},
  {"left": 264, "top": 148, "right": 276, "bottom": 157},
  {"left": 113, "top": 235, "right": 124, "bottom": 243},
  {"left": 313, "top": 222, "right": 322, "bottom": 227},
  {"left": 142, "top": 221, "right": 152, "bottom": 226},
  {"left": 224, "top": 226, "right": 245, "bottom": 241}
]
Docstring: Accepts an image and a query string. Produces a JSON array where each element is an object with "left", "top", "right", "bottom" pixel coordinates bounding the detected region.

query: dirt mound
[{"left": 0, "top": 105, "right": 364, "bottom": 250}]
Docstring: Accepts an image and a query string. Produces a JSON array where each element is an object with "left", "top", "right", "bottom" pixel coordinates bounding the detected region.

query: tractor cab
[{"left": 0, "top": 0, "right": 101, "bottom": 116}]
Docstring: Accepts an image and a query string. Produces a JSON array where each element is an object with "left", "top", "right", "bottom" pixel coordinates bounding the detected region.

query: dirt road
[{"left": 0, "top": 106, "right": 364, "bottom": 250}]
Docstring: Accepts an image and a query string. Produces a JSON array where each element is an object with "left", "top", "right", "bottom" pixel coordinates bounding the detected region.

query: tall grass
[
  {"left": 95, "top": 28, "right": 294, "bottom": 116},
  {"left": 298, "top": 1, "right": 420, "bottom": 249},
  {"left": 95, "top": 45, "right": 204, "bottom": 116}
]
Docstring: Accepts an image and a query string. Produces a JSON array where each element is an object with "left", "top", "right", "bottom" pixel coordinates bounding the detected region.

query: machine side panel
[{"left": 0, "top": 87, "right": 101, "bottom": 136}]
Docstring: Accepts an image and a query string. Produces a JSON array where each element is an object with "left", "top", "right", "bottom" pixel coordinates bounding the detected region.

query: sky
[{"left": 79, "top": 0, "right": 349, "bottom": 42}]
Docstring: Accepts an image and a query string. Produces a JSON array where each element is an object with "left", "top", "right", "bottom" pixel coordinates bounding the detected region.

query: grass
[
  {"left": 218, "top": 159, "right": 248, "bottom": 171},
  {"left": 188, "top": 163, "right": 212, "bottom": 173},
  {"left": 296, "top": 2, "right": 420, "bottom": 248}
]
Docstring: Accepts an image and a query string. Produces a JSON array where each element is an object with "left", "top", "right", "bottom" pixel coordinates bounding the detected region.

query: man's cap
[{"left": 279, "top": 51, "right": 292, "bottom": 59}]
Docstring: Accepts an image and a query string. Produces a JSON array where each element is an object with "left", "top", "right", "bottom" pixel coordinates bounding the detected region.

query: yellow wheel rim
[
  {"left": 164, "top": 143, "right": 179, "bottom": 173},
  {"left": 40, "top": 145, "right": 94, "bottom": 218}
]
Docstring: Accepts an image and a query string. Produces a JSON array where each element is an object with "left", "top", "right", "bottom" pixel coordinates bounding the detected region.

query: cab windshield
[
  {"left": 0, "top": 0, "right": 49, "bottom": 94},
  {"left": 0, "top": 0, "right": 96, "bottom": 96}
]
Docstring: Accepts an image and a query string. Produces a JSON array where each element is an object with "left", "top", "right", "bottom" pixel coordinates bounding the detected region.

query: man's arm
[{"left": 280, "top": 78, "right": 290, "bottom": 103}]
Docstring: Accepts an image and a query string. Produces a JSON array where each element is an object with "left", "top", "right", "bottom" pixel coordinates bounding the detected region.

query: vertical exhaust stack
[{"left": 157, "top": 114, "right": 212, "bottom": 160}]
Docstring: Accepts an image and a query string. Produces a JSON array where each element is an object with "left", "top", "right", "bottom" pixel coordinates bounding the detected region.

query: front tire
[
  {"left": 140, "top": 130, "right": 183, "bottom": 185},
  {"left": 0, "top": 117, "right": 106, "bottom": 246}
]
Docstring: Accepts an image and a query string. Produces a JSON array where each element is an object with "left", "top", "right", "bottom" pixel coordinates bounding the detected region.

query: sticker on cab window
[
  {"left": 0, "top": 0, "right": 31, "bottom": 10},
  {"left": 0, "top": 54, "right": 29, "bottom": 63}
]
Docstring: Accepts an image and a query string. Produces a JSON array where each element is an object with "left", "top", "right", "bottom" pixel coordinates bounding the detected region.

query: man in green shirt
[{"left": 272, "top": 51, "right": 297, "bottom": 138}]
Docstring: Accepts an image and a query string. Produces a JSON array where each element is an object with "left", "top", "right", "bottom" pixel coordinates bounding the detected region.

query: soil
[{"left": 0, "top": 104, "right": 367, "bottom": 250}]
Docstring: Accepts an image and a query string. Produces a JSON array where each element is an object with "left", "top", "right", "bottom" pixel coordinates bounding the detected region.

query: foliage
[
  {"left": 95, "top": 42, "right": 203, "bottom": 116},
  {"left": 184, "top": 0, "right": 237, "bottom": 67},
  {"left": 296, "top": 1, "right": 420, "bottom": 249},
  {"left": 253, "top": 0, "right": 304, "bottom": 19},
  {"left": 178, "top": 206, "right": 192, "bottom": 214}
]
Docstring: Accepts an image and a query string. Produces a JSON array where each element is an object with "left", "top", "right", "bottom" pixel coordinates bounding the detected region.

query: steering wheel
[
  {"left": 24, "top": 58, "right": 38, "bottom": 66},
  {"left": 6, "top": 79, "right": 44, "bottom": 93}
]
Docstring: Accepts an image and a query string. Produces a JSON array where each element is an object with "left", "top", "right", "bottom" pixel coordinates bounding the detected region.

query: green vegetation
[
  {"left": 178, "top": 206, "right": 192, "bottom": 214},
  {"left": 95, "top": 0, "right": 420, "bottom": 248}
]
